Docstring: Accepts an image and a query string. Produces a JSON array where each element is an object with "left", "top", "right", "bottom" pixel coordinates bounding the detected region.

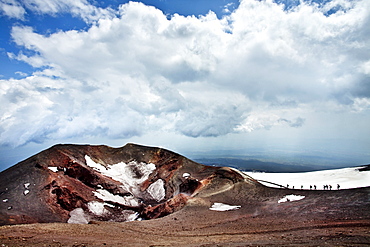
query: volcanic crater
[{"left": 0, "top": 143, "right": 255, "bottom": 225}]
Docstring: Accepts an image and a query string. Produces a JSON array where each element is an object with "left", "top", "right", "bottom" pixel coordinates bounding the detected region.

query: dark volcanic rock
[{"left": 0, "top": 143, "right": 258, "bottom": 225}]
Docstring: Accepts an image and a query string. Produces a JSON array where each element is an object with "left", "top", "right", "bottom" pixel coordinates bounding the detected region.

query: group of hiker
[{"left": 286, "top": 184, "right": 340, "bottom": 190}]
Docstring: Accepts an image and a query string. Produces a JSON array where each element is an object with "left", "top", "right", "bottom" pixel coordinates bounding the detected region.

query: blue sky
[
  {"left": 0, "top": 0, "right": 239, "bottom": 79},
  {"left": 0, "top": 0, "right": 370, "bottom": 171}
]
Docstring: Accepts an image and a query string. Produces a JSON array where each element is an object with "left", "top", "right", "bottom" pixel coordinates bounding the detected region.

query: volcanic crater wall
[{"left": 0, "top": 143, "right": 255, "bottom": 225}]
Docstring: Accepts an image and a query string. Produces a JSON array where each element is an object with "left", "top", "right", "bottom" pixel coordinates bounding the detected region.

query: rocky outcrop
[{"left": 0, "top": 143, "right": 258, "bottom": 225}]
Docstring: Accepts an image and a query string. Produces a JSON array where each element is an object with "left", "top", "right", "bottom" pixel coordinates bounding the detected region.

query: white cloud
[
  {"left": 0, "top": 0, "right": 25, "bottom": 19},
  {"left": 14, "top": 71, "right": 28, "bottom": 77},
  {"left": 8, "top": 51, "right": 48, "bottom": 68},
  {"left": 223, "top": 2, "right": 236, "bottom": 14},
  {"left": 214, "top": 0, "right": 370, "bottom": 100},
  {"left": 352, "top": 97, "right": 370, "bottom": 112},
  {"left": 0, "top": 0, "right": 114, "bottom": 22},
  {"left": 1, "top": 0, "right": 370, "bottom": 147},
  {"left": 234, "top": 107, "right": 306, "bottom": 133},
  {"left": 23, "top": 0, "right": 115, "bottom": 23}
]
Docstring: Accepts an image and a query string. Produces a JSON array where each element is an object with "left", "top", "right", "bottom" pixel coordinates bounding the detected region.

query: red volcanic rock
[
  {"left": 0, "top": 143, "right": 257, "bottom": 225},
  {"left": 142, "top": 193, "right": 189, "bottom": 219}
]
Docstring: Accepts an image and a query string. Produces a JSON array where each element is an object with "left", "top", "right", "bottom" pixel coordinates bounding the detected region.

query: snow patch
[
  {"left": 88, "top": 201, "right": 108, "bottom": 216},
  {"left": 85, "top": 155, "right": 156, "bottom": 197},
  {"left": 2, "top": 199, "right": 8, "bottom": 202},
  {"left": 183, "top": 173, "right": 191, "bottom": 178},
  {"left": 48, "top": 167, "right": 58, "bottom": 172},
  {"left": 126, "top": 212, "right": 139, "bottom": 222},
  {"left": 147, "top": 179, "right": 165, "bottom": 202},
  {"left": 278, "top": 194, "right": 305, "bottom": 203},
  {"left": 68, "top": 208, "right": 90, "bottom": 224},
  {"left": 23, "top": 190, "right": 29, "bottom": 196},
  {"left": 93, "top": 189, "right": 139, "bottom": 207},
  {"left": 209, "top": 203, "right": 241, "bottom": 211},
  {"left": 24, "top": 183, "right": 30, "bottom": 189}
]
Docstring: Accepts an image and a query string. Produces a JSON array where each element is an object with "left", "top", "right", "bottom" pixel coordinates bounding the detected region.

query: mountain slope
[{"left": 0, "top": 143, "right": 257, "bottom": 225}]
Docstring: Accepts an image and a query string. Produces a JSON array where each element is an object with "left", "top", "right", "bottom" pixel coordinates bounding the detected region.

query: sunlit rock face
[{"left": 0, "top": 143, "right": 258, "bottom": 225}]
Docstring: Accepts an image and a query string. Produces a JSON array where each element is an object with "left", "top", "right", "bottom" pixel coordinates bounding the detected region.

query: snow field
[{"left": 244, "top": 166, "right": 370, "bottom": 190}]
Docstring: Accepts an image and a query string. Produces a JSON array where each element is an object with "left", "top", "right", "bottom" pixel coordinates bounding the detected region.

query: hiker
[
  {"left": 337, "top": 184, "right": 340, "bottom": 190},
  {"left": 301, "top": 185, "right": 303, "bottom": 190},
  {"left": 310, "top": 185, "right": 312, "bottom": 190},
  {"left": 329, "top": 185, "right": 332, "bottom": 190},
  {"left": 314, "top": 185, "right": 316, "bottom": 190}
]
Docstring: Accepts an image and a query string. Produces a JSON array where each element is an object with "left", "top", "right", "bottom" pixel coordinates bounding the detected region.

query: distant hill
[{"left": 194, "top": 157, "right": 330, "bottom": 173}]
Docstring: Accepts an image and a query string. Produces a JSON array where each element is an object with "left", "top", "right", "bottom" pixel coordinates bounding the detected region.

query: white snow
[
  {"left": 209, "top": 203, "right": 241, "bottom": 211},
  {"left": 23, "top": 183, "right": 30, "bottom": 196},
  {"left": 183, "top": 173, "right": 191, "bottom": 178},
  {"left": 48, "top": 167, "right": 58, "bottom": 172},
  {"left": 88, "top": 201, "right": 108, "bottom": 216},
  {"left": 126, "top": 212, "right": 139, "bottom": 222},
  {"left": 85, "top": 155, "right": 156, "bottom": 197},
  {"left": 278, "top": 194, "right": 305, "bottom": 203},
  {"left": 2, "top": 199, "right": 8, "bottom": 202},
  {"left": 147, "top": 179, "right": 165, "bottom": 202},
  {"left": 68, "top": 208, "right": 89, "bottom": 224},
  {"left": 93, "top": 189, "right": 139, "bottom": 207},
  {"left": 244, "top": 166, "right": 370, "bottom": 190}
]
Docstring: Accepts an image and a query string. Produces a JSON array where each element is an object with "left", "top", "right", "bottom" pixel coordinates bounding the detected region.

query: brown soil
[{"left": 1, "top": 187, "right": 369, "bottom": 246}]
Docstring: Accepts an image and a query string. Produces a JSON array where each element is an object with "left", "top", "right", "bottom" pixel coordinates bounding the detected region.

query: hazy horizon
[{"left": 1, "top": 140, "right": 369, "bottom": 172}]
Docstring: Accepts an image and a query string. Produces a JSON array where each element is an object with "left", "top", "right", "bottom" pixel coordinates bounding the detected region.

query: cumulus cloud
[{"left": 1, "top": 0, "right": 370, "bottom": 146}]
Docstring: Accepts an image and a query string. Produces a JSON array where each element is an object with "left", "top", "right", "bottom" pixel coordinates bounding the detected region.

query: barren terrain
[
  {"left": 0, "top": 144, "right": 369, "bottom": 246},
  {"left": 1, "top": 186, "right": 369, "bottom": 246}
]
